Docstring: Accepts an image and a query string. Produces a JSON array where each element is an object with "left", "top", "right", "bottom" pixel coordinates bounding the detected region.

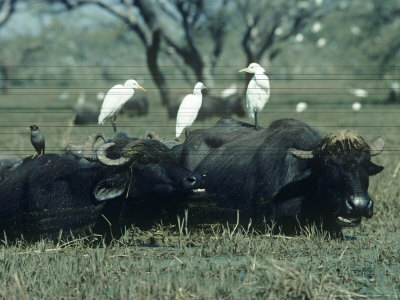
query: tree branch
[
  {"left": 205, "top": 0, "right": 228, "bottom": 72},
  {"left": 162, "top": 0, "right": 204, "bottom": 80},
  {"left": 58, "top": 0, "right": 149, "bottom": 46},
  {"left": 0, "top": 0, "right": 16, "bottom": 27}
]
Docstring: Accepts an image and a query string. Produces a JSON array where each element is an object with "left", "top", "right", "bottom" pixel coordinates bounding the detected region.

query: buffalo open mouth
[
  {"left": 337, "top": 216, "right": 361, "bottom": 227},
  {"left": 192, "top": 188, "right": 206, "bottom": 194},
  {"left": 188, "top": 188, "right": 206, "bottom": 199}
]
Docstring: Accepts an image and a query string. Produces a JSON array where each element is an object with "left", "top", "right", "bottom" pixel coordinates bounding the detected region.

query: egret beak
[
  {"left": 26, "top": 127, "right": 30, "bottom": 130},
  {"left": 137, "top": 84, "right": 146, "bottom": 92},
  {"left": 239, "top": 67, "right": 249, "bottom": 73},
  {"left": 203, "top": 85, "right": 207, "bottom": 90}
]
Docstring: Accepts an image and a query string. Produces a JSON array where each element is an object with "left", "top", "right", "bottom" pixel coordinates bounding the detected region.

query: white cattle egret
[
  {"left": 295, "top": 33, "right": 304, "bottom": 42},
  {"left": 98, "top": 79, "right": 145, "bottom": 133},
  {"left": 221, "top": 83, "right": 238, "bottom": 98},
  {"left": 296, "top": 102, "right": 308, "bottom": 113},
  {"left": 348, "top": 88, "right": 368, "bottom": 98},
  {"left": 58, "top": 91, "right": 69, "bottom": 101},
  {"left": 77, "top": 91, "right": 86, "bottom": 106},
  {"left": 351, "top": 26, "right": 361, "bottom": 35},
  {"left": 176, "top": 82, "right": 207, "bottom": 138},
  {"left": 96, "top": 91, "right": 105, "bottom": 101},
  {"left": 275, "top": 27, "right": 283, "bottom": 36},
  {"left": 239, "top": 62, "right": 270, "bottom": 130},
  {"left": 316, "top": 37, "right": 326, "bottom": 48},
  {"left": 352, "top": 102, "right": 362, "bottom": 112},
  {"left": 311, "top": 22, "right": 322, "bottom": 33},
  {"left": 390, "top": 81, "right": 400, "bottom": 91}
]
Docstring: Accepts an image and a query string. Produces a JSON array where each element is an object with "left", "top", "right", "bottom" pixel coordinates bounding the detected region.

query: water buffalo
[
  {"left": 0, "top": 134, "right": 204, "bottom": 241},
  {"left": 175, "top": 117, "right": 384, "bottom": 233},
  {"left": 168, "top": 93, "right": 245, "bottom": 120},
  {"left": 73, "top": 102, "right": 100, "bottom": 125},
  {"left": 119, "top": 95, "right": 149, "bottom": 117}
]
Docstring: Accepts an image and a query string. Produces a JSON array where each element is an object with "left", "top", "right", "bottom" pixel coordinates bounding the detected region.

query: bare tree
[
  {"left": 350, "top": 1, "right": 400, "bottom": 72},
  {"left": 53, "top": 0, "right": 231, "bottom": 104},
  {"left": 0, "top": 33, "right": 45, "bottom": 93},
  {"left": 160, "top": 0, "right": 230, "bottom": 85},
  {"left": 236, "top": 0, "right": 327, "bottom": 66},
  {"left": 53, "top": 0, "right": 171, "bottom": 105},
  {"left": 0, "top": 0, "right": 16, "bottom": 27},
  {"left": 0, "top": 0, "right": 42, "bottom": 93}
]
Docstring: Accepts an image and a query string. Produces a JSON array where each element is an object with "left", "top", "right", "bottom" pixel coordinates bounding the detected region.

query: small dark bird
[{"left": 28, "top": 125, "right": 45, "bottom": 158}]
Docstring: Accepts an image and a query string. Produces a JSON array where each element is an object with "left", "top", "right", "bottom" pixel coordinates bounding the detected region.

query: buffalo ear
[
  {"left": 93, "top": 174, "right": 129, "bottom": 201},
  {"left": 366, "top": 161, "right": 384, "bottom": 176}
]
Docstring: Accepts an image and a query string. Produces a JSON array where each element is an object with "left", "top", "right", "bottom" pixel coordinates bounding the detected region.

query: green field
[{"left": 0, "top": 92, "right": 399, "bottom": 299}]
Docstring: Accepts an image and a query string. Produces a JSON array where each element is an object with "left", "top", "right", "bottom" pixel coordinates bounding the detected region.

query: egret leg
[
  {"left": 39, "top": 149, "right": 44, "bottom": 157},
  {"left": 254, "top": 111, "right": 260, "bottom": 130},
  {"left": 111, "top": 116, "right": 117, "bottom": 133},
  {"left": 31, "top": 152, "right": 37, "bottom": 159}
]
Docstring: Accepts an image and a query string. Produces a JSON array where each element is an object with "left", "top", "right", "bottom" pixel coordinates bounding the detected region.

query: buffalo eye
[
  {"left": 322, "top": 161, "right": 343, "bottom": 182},
  {"left": 363, "top": 160, "right": 384, "bottom": 176}
]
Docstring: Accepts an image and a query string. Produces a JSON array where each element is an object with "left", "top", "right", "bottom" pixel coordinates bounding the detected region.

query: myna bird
[{"left": 28, "top": 125, "right": 45, "bottom": 158}]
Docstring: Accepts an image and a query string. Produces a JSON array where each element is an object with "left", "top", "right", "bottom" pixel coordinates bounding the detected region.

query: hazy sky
[{"left": 1, "top": 2, "right": 113, "bottom": 38}]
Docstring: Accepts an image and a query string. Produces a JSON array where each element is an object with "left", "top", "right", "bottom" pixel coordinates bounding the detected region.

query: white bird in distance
[
  {"left": 352, "top": 102, "right": 362, "bottom": 112},
  {"left": 296, "top": 102, "right": 308, "bottom": 113},
  {"left": 239, "top": 62, "right": 270, "bottom": 130},
  {"left": 176, "top": 82, "right": 207, "bottom": 138},
  {"left": 98, "top": 79, "right": 145, "bottom": 133},
  {"left": 96, "top": 91, "right": 105, "bottom": 101},
  {"left": 348, "top": 87, "right": 368, "bottom": 98}
]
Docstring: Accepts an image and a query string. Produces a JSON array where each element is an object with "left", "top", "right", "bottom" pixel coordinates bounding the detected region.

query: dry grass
[{"left": 0, "top": 93, "right": 399, "bottom": 299}]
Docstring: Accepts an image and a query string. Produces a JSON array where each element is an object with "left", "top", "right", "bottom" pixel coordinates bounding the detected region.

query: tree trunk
[
  {"left": 146, "top": 29, "right": 171, "bottom": 106},
  {"left": 0, "top": 67, "right": 9, "bottom": 94}
]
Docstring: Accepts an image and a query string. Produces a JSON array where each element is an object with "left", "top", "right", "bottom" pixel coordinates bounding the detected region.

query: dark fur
[
  {"left": 119, "top": 95, "right": 149, "bottom": 117},
  {"left": 74, "top": 102, "right": 100, "bottom": 125},
  {"left": 0, "top": 140, "right": 203, "bottom": 240},
  {"left": 176, "top": 118, "right": 384, "bottom": 232}
]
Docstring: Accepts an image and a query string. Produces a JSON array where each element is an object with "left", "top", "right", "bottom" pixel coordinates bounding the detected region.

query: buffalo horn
[
  {"left": 290, "top": 148, "right": 314, "bottom": 159},
  {"left": 370, "top": 137, "right": 384, "bottom": 156},
  {"left": 83, "top": 133, "right": 106, "bottom": 161},
  {"left": 144, "top": 130, "right": 163, "bottom": 142},
  {"left": 97, "top": 142, "right": 130, "bottom": 166}
]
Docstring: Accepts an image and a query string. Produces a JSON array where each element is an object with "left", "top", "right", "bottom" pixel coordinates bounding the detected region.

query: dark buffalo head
[
  {"left": 291, "top": 130, "right": 384, "bottom": 229},
  {"left": 83, "top": 134, "right": 204, "bottom": 201}
]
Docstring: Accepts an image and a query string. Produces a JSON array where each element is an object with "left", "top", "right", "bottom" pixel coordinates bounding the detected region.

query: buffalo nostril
[
  {"left": 346, "top": 196, "right": 373, "bottom": 216},
  {"left": 367, "top": 199, "right": 373, "bottom": 209},
  {"left": 345, "top": 199, "right": 355, "bottom": 212},
  {"left": 186, "top": 176, "right": 197, "bottom": 185}
]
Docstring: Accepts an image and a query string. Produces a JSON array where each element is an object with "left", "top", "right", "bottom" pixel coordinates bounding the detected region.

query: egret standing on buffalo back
[
  {"left": 98, "top": 79, "right": 145, "bottom": 133},
  {"left": 176, "top": 82, "right": 207, "bottom": 138},
  {"left": 239, "top": 63, "right": 270, "bottom": 130}
]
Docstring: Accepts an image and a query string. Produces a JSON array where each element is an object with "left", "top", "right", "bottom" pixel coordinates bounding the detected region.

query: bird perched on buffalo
[
  {"left": 98, "top": 79, "right": 146, "bottom": 133},
  {"left": 28, "top": 125, "right": 45, "bottom": 158},
  {"left": 176, "top": 82, "right": 207, "bottom": 138},
  {"left": 239, "top": 63, "right": 270, "bottom": 130}
]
